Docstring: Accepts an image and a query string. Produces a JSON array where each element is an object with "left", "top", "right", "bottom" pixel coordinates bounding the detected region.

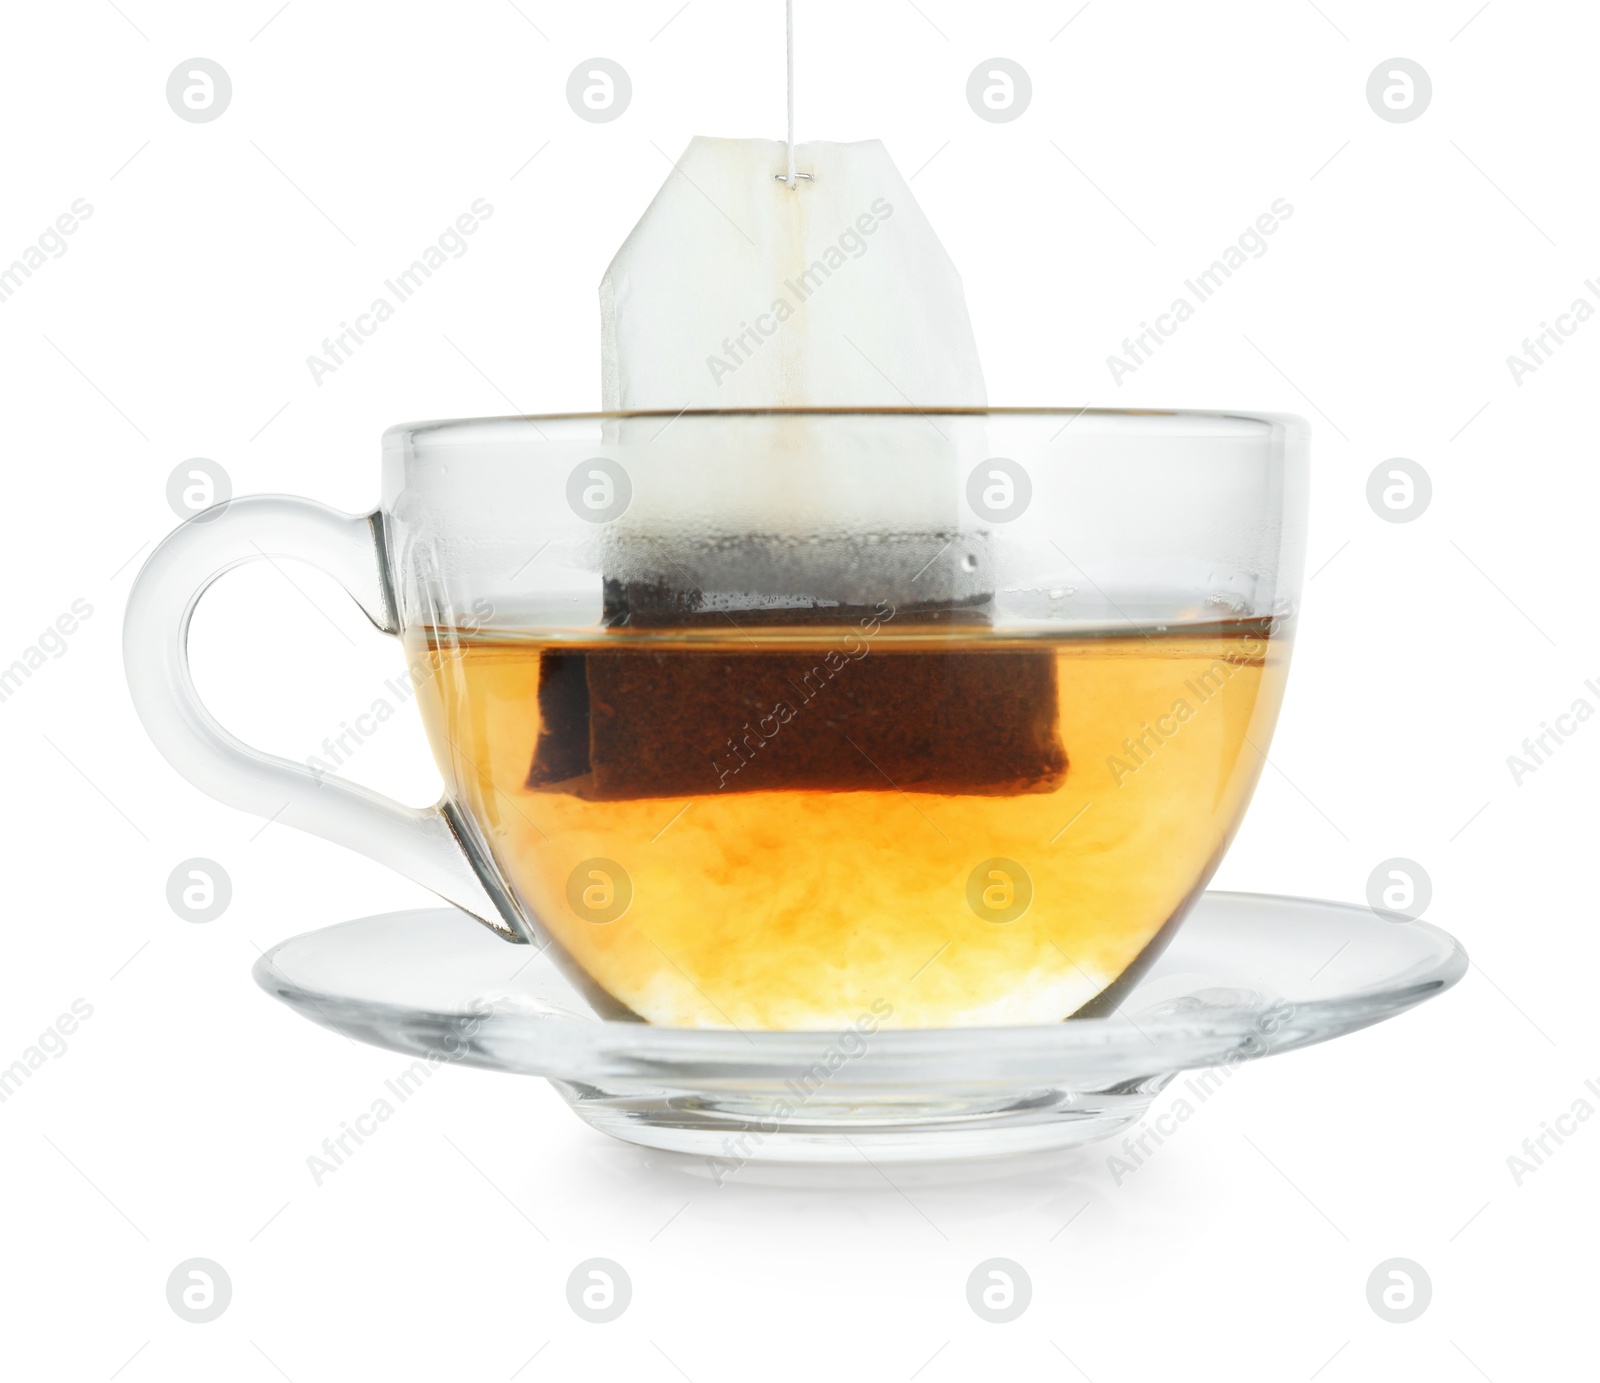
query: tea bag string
[
  {"left": 778, "top": 0, "right": 811, "bottom": 186},
  {"left": 785, "top": 0, "right": 796, "bottom": 188}
]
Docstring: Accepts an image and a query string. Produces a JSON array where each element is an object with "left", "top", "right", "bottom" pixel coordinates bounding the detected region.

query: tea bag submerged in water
[{"left": 530, "top": 136, "right": 1065, "bottom": 799}]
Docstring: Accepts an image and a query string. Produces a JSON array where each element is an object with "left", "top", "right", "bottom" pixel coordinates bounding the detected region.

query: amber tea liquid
[{"left": 409, "top": 621, "right": 1288, "bottom": 1029}]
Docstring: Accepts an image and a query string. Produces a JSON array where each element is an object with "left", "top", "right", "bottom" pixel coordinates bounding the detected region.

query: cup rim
[{"left": 384, "top": 405, "right": 1310, "bottom": 445}]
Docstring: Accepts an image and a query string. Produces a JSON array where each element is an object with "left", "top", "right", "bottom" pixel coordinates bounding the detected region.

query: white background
[{"left": 2, "top": 1, "right": 1595, "bottom": 1378}]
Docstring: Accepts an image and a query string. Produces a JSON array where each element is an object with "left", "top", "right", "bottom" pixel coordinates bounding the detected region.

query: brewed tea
[{"left": 410, "top": 619, "right": 1286, "bottom": 1029}]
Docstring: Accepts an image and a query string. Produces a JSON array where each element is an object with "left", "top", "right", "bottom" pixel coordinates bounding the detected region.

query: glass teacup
[{"left": 126, "top": 408, "right": 1306, "bottom": 1029}]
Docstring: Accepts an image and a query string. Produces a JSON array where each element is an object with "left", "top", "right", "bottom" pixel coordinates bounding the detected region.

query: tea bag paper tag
[{"left": 601, "top": 137, "right": 987, "bottom": 410}]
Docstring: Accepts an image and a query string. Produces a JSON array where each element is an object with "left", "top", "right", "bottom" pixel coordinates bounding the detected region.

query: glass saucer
[{"left": 253, "top": 891, "right": 1466, "bottom": 1163}]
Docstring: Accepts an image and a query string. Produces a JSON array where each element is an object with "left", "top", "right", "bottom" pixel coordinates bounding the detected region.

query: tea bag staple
[{"left": 528, "top": 137, "right": 1065, "bottom": 801}]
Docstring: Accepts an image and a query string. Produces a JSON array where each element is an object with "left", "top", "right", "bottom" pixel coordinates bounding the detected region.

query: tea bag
[
  {"left": 601, "top": 137, "right": 986, "bottom": 410},
  {"left": 529, "top": 136, "right": 1065, "bottom": 800},
  {"left": 599, "top": 136, "right": 989, "bottom": 627}
]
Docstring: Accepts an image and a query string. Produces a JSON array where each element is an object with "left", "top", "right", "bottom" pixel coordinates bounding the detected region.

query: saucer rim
[{"left": 252, "top": 889, "right": 1468, "bottom": 1068}]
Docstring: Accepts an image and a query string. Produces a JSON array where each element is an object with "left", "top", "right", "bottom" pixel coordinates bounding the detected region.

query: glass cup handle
[{"left": 123, "top": 495, "right": 528, "bottom": 942}]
